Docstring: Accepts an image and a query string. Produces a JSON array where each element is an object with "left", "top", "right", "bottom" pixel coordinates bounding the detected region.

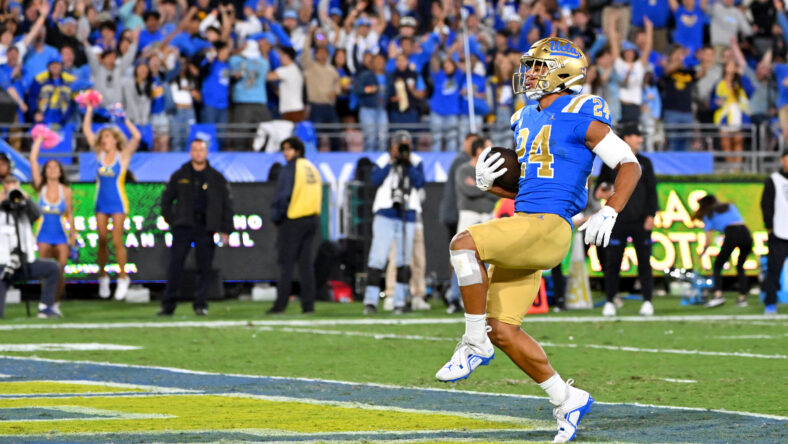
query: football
[{"left": 490, "top": 147, "right": 520, "bottom": 193}]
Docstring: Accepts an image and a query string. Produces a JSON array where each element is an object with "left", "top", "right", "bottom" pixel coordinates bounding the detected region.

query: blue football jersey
[{"left": 510, "top": 94, "right": 612, "bottom": 226}]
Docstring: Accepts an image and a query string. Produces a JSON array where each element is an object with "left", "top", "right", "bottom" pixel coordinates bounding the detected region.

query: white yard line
[
  {"left": 257, "top": 326, "right": 787, "bottom": 360},
  {"left": 714, "top": 334, "right": 788, "bottom": 339},
  {"left": 1, "top": 354, "right": 785, "bottom": 421},
  {"left": 0, "top": 343, "right": 141, "bottom": 352},
  {"left": 658, "top": 378, "right": 698, "bottom": 384},
  {"left": 0, "top": 314, "right": 785, "bottom": 331}
]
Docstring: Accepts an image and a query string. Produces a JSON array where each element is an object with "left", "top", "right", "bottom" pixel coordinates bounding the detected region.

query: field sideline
[{"left": 0, "top": 296, "right": 785, "bottom": 443}]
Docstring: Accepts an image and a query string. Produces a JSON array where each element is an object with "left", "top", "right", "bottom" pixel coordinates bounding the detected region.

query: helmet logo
[{"left": 549, "top": 40, "right": 581, "bottom": 59}]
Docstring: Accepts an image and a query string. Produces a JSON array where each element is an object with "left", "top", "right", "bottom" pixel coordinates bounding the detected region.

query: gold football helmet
[{"left": 512, "top": 38, "right": 588, "bottom": 100}]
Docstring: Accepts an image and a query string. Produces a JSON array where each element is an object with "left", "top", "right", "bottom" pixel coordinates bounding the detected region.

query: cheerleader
[
  {"left": 693, "top": 194, "right": 753, "bottom": 308},
  {"left": 82, "top": 104, "right": 141, "bottom": 300},
  {"left": 30, "top": 132, "right": 75, "bottom": 316}
]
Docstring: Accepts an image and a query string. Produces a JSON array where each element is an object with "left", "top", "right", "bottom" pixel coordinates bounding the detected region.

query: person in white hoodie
[
  {"left": 0, "top": 176, "right": 62, "bottom": 319},
  {"left": 362, "top": 131, "right": 425, "bottom": 315}
]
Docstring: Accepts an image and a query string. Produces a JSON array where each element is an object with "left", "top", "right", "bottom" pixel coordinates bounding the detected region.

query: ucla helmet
[{"left": 512, "top": 38, "right": 587, "bottom": 100}]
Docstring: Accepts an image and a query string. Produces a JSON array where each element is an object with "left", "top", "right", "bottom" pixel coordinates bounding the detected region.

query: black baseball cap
[{"left": 619, "top": 123, "right": 642, "bottom": 138}]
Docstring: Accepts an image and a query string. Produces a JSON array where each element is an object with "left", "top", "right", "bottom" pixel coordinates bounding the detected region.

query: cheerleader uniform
[
  {"left": 37, "top": 184, "right": 68, "bottom": 245},
  {"left": 95, "top": 151, "right": 128, "bottom": 215},
  {"left": 702, "top": 204, "right": 753, "bottom": 294}
]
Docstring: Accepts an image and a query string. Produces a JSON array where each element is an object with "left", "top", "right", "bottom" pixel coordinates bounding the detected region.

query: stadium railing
[{"left": 2, "top": 121, "right": 784, "bottom": 175}]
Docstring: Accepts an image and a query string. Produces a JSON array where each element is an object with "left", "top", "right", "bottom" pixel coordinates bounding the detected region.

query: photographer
[
  {"left": 0, "top": 176, "right": 62, "bottom": 319},
  {"left": 363, "top": 131, "right": 425, "bottom": 315}
]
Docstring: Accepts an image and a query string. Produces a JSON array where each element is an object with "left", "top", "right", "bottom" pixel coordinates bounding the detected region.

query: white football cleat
[
  {"left": 435, "top": 334, "right": 494, "bottom": 382},
  {"left": 411, "top": 297, "right": 431, "bottom": 311},
  {"left": 552, "top": 379, "right": 594, "bottom": 443},
  {"left": 602, "top": 302, "right": 616, "bottom": 317},
  {"left": 98, "top": 276, "right": 111, "bottom": 299},
  {"left": 639, "top": 301, "right": 654, "bottom": 316},
  {"left": 114, "top": 277, "right": 130, "bottom": 301}
]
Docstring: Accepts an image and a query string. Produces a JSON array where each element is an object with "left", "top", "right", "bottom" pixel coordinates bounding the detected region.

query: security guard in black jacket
[
  {"left": 158, "top": 139, "right": 234, "bottom": 316},
  {"left": 595, "top": 124, "right": 659, "bottom": 317}
]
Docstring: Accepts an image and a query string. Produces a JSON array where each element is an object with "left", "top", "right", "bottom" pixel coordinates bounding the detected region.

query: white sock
[
  {"left": 539, "top": 373, "right": 569, "bottom": 406},
  {"left": 464, "top": 313, "right": 487, "bottom": 344}
]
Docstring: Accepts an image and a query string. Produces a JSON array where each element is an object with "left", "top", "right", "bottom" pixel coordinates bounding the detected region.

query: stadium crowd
[{"left": 0, "top": 0, "right": 787, "bottom": 153}]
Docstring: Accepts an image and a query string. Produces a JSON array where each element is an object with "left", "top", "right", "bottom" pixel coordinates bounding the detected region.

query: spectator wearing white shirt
[
  {"left": 608, "top": 12, "right": 653, "bottom": 124},
  {"left": 706, "top": 0, "right": 753, "bottom": 62},
  {"left": 345, "top": 15, "right": 380, "bottom": 74},
  {"left": 266, "top": 45, "right": 304, "bottom": 122}
]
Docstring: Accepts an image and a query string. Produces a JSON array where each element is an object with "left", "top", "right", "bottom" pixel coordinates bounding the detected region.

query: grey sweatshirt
[
  {"left": 455, "top": 162, "right": 498, "bottom": 214},
  {"left": 121, "top": 78, "right": 151, "bottom": 124},
  {"left": 85, "top": 41, "right": 138, "bottom": 107}
]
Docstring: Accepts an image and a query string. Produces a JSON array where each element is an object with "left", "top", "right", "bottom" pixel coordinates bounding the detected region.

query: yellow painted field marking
[
  {"left": 0, "top": 394, "right": 524, "bottom": 435},
  {"left": 0, "top": 382, "right": 143, "bottom": 395}
]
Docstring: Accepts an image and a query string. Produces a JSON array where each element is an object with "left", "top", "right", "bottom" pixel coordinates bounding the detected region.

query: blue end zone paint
[
  {"left": 1, "top": 356, "right": 785, "bottom": 444},
  {"left": 0, "top": 408, "right": 96, "bottom": 421}
]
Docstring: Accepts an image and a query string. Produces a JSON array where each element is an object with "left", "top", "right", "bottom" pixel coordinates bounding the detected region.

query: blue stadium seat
[
  {"left": 295, "top": 121, "right": 317, "bottom": 156},
  {"left": 188, "top": 124, "right": 219, "bottom": 152}
]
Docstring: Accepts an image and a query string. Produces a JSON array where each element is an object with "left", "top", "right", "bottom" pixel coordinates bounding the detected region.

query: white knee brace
[{"left": 450, "top": 249, "right": 483, "bottom": 286}]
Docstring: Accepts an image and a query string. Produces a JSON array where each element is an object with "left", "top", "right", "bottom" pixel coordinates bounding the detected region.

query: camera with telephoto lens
[
  {"left": 390, "top": 155, "right": 412, "bottom": 210},
  {"left": 396, "top": 143, "right": 411, "bottom": 165},
  {"left": 2, "top": 189, "right": 27, "bottom": 213}
]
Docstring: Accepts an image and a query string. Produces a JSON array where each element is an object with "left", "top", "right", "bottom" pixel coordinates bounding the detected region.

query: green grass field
[{"left": 0, "top": 295, "right": 785, "bottom": 443}]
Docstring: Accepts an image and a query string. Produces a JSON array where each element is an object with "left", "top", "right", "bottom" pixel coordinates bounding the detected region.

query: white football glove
[
  {"left": 579, "top": 206, "right": 618, "bottom": 247},
  {"left": 475, "top": 147, "right": 507, "bottom": 191}
]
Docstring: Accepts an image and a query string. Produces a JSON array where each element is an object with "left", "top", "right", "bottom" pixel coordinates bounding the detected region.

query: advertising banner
[
  {"left": 585, "top": 181, "right": 768, "bottom": 277},
  {"left": 25, "top": 183, "right": 282, "bottom": 282}
]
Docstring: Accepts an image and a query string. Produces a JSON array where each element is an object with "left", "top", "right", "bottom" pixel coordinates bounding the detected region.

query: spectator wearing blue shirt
[
  {"left": 458, "top": 55, "right": 490, "bottom": 141},
  {"left": 230, "top": 38, "right": 271, "bottom": 123},
  {"left": 199, "top": 42, "right": 231, "bottom": 129},
  {"left": 353, "top": 53, "right": 388, "bottom": 152},
  {"left": 428, "top": 55, "right": 461, "bottom": 152},
  {"left": 669, "top": 0, "right": 706, "bottom": 56},
  {"left": 229, "top": 38, "right": 271, "bottom": 149},
  {"left": 0, "top": 46, "right": 29, "bottom": 120},
  {"left": 22, "top": 26, "right": 60, "bottom": 90},
  {"left": 27, "top": 54, "right": 75, "bottom": 129},
  {"left": 632, "top": 0, "right": 670, "bottom": 54},
  {"left": 118, "top": 0, "right": 145, "bottom": 32},
  {"left": 776, "top": 61, "right": 788, "bottom": 143},
  {"left": 693, "top": 195, "right": 752, "bottom": 308},
  {"left": 138, "top": 11, "right": 164, "bottom": 53},
  {"left": 387, "top": 53, "right": 425, "bottom": 132}
]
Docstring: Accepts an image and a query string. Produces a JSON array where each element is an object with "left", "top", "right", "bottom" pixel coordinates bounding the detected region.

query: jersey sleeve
[
  {"left": 575, "top": 95, "right": 613, "bottom": 127},
  {"left": 564, "top": 95, "right": 612, "bottom": 144}
]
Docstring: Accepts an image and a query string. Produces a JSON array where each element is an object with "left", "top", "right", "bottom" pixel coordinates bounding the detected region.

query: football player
[{"left": 435, "top": 38, "right": 642, "bottom": 443}]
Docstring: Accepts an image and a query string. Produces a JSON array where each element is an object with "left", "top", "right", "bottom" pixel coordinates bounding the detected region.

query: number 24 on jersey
[{"left": 516, "top": 125, "right": 554, "bottom": 179}]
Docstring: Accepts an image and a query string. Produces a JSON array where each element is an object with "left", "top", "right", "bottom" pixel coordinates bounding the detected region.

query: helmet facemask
[
  {"left": 512, "top": 55, "right": 585, "bottom": 100},
  {"left": 513, "top": 56, "right": 559, "bottom": 100}
]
